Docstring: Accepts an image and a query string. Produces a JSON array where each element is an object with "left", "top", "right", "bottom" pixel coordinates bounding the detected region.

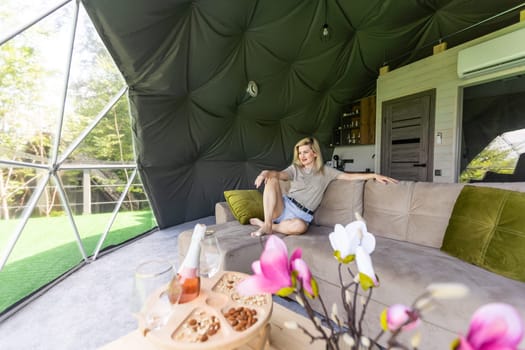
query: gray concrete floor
[{"left": 0, "top": 216, "right": 215, "bottom": 350}]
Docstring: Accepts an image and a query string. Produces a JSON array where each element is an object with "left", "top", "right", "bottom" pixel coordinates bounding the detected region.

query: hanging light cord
[
  {"left": 441, "top": 2, "right": 525, "bottom": 42},
  {"left": 324, "top": 0, "right": 328, "bottom": 24},
  {"left": 383, "top": 2, "right": 525, "bottom": 66},
  {"left": 320, "top": 0, "right": 331, "bottom": 41}
]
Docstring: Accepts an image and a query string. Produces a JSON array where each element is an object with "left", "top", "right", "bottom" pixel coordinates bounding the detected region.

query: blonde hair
[{"left": 292, "top": 137, "right": 324, "bottom": 173}]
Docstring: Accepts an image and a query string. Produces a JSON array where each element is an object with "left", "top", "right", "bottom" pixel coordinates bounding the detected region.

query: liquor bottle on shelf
[{"left": 177, "top": 223, "right": 206, "bottom": 303}]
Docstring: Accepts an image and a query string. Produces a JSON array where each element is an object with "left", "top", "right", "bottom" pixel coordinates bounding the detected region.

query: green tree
[
  {"left": 0, "top": 41, "right": 47, "bottom": 219},
  {"left": 62, "top": 11, "right": 132, "bottom": 164},
  {"left": 64, "top": 17, "right": 138, "bottom": 209},
  {"left": 1, "top": 3, "right": 141, "bottom": 218}
]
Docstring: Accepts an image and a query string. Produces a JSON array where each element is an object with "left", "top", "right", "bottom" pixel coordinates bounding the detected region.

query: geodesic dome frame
[
  {"left": 81, "top": 0, "right": 525, "bottom": 228},
  {"left": 0, "top": 0, "right": 157, "bottom": 318},
  {"left": 1, "top": 0, "right": 525, "bottom": 318}
]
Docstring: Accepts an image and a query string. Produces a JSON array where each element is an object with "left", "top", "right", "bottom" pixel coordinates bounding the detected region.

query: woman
[{"left": 249, "top": 137, "right": 398, "bottom": 237}]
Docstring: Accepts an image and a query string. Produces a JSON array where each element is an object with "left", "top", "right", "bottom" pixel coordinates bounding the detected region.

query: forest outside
[{"left": 0, "top": 0, "right": 156, "bottom": 315}]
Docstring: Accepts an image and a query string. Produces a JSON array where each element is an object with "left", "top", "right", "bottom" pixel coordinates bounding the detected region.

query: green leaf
[
  {"left": 343, "top": 254, "right": 356, "bottom": 264},
  {"left": 291, "top": 271, "right": 298, "bottom": 287},
  {"left": 334, "top": 250, "right": 355, "bottom": 264},
  {"left": 359, "top": 273, "right": 375, "bottom": 291},
  {"left": 311, "top": 278, "right": 319, "bottom": 297},
  {"left": 305, "top": 278, "right": 319, "bottom": 299},
  {"left": 276, "top": 287, "right": 295, "bottom": 297},
  {"left": 380, "top": 308, "right": 389, "bottom": 331},
  {"left": 334, "top": 250, "right": 341, "bottom": 260}
]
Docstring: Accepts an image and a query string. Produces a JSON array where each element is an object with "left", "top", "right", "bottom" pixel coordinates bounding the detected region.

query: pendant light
[{"left": 320, "top": 0, "right": 331, "bottom": 42}]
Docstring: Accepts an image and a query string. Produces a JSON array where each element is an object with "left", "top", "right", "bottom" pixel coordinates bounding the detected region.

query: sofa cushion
[
  {"left": 313, "top": 179, "right": 364, "bottom": 226},
  {"left": 215, "top": 202, "right": 236, "bottom": 224},
  {"left": 177, "top": 221, "right": 284, "bottom": 274},
  {"left": 407, "top": 182, "right": 464, "bottom": 247},
  {"left": 369, "top": 236, "right": 525, "bottom": 349},
  {"left": 223, "top": 189, "right": 263, "bottom": 225},
  {"left": 283, "top": 231, "right": 525, "bottom": 350},
  {"left": 363, "top": 180, "right": 415, "bottom": 241},
  {"left": 441, "top": 185, "right": 525, "bottom": 282},
  {"left": 363, "top": 181, "right": 464, "bottom": 248}
]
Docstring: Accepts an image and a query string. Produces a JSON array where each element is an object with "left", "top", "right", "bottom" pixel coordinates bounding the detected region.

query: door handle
[{"left": 413, "top": 163, "right": 427, "bottom": 167}]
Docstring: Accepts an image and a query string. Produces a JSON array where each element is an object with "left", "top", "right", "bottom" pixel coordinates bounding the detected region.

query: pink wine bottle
[{"left": 177, "top": 223, "right": 206, "bottom": 303}]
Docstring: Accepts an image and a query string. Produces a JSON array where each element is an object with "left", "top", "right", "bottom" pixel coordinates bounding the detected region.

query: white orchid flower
[
  {"left": 356, "top": 246, "right": 379, "bottom": 290},
  {"left": 329, "top": 219, "right": 379, "bottom": 290},
  {"left": 329, "top": 220, "right": 376, "bottom": 263}
]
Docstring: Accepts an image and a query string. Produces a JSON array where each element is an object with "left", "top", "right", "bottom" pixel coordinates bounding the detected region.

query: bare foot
[
  {"left": 250, "top": 229, "right": 264, "bottom": 237},
  {"left": 250, "top": 228, "right": 271, "bottom": 237},
  {"left": 249, "top": 218, "right": 263, "bottom": 227}
]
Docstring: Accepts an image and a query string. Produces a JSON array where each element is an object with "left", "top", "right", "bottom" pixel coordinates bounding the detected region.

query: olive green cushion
[
  {"left": 223, "top": 190, "right": 263, "bottom": 225},
  {"left": 441, "top": 185, "right": 525, "bottom": 282}
]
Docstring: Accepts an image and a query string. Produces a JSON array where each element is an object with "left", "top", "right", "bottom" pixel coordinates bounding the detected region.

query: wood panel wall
[{"left": 376, "top": 21, "right": 525, "bottom": 183}]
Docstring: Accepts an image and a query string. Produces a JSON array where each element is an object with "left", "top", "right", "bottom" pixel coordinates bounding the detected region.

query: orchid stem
[
  {"left": 299, "top": 288, "right": 335, "bottom": 348},
  {"left": 339, "top": 263, "right": 359, "bottom": 337},
  {"left": 352, "top": 282, "right": 359, "bottom": 337},
  {"left": 358, "top": 288, "right": 373, "bottom": 335}
]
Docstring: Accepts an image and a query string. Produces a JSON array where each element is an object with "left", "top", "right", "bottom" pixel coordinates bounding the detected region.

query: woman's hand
[
  {"left": 373, "top": 174, "right": 398, "bottom": 184},
  {"left": 254, "top": 172, "right": 267, "bottom": 188},
  {"left": 254, "top": 170, "right": 289, "bottom": 188}
]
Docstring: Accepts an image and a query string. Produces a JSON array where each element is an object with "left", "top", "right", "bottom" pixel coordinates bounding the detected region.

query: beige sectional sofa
[{"left": 178, "top": 180, "right": 525, "bottom": 349}]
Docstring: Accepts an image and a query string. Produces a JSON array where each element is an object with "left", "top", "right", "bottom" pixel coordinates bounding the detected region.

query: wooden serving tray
[{"left": 138, "top": 271, "right": 273, "bottom": 350}]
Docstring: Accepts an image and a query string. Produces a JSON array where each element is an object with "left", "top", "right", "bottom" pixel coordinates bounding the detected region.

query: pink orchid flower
[
  {"left": 453, "top": 303, "right": 524, "bottom": 350},
  {"left": 236, "top": 236, "right": 314, "bottom": 296},
  {"left": 380, "top": 304, "right": 421, "bottom": 332},
  {"left": 290, "top": 254, "right": 314, "bottom": 295}
]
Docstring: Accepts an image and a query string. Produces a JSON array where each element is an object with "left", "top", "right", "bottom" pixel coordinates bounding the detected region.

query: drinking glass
[
  {"left": 131, "top": 259, "right": 178, "bottom": 332},
  {"left": 199, "top": 232, "right": 222, "bottom": 278}
]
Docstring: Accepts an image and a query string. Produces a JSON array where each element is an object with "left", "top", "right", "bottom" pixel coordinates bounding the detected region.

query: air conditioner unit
[{"left": 457, "top": 27, "right": 525, "bottom": 79}]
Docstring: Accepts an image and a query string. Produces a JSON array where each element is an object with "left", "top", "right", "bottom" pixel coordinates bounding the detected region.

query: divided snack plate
[{"left": 139, "top": 271, "right": 273, "bottom": 349}]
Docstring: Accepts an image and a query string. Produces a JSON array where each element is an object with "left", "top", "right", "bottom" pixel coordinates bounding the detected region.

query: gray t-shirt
[{"left": 282, "top": 165, "right": 342, "bottom": 211}]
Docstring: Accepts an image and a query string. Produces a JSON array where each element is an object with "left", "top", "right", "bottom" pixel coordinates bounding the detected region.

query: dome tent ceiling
[{"left": 81, "top": 0, "right": 524, "bottom": 228}]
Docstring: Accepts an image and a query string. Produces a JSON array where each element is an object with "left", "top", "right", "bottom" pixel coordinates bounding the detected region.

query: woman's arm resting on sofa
[{"left": 336, "top": 172, "right": 398, "bottom": 184}]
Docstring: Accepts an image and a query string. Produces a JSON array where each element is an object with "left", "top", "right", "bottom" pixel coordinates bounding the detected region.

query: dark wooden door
[{"left": 381, "top": 90, "right": 435, "bottom": 181}]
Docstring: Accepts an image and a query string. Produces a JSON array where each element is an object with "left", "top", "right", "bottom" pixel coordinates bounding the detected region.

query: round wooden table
[{"left": 138, "top": 271, "right": 273, "bottom": 350}]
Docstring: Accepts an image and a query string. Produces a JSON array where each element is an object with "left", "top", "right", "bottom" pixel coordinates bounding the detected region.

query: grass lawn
[{"left": 0, "top": 210, "right": 157, "bottom": 314}]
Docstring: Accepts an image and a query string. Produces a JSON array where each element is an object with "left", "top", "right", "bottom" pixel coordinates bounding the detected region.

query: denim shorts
[{"left": 273, "top": 196, "right": 314, "bottom": 224}]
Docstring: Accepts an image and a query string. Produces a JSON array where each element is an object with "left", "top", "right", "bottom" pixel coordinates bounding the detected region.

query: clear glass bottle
[{"left": 177, "top": 223, "right": 206, "bottom": 303}]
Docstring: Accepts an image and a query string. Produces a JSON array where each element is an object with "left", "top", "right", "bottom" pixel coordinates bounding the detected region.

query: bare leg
[
  {"left": 251, "top": 217, "right": 308, "bottom": 236},
  {"left": 250, "top": 178, "right": 284, "bottom": 237},
  {"left": 273, "top": 218, "right": 308, "bottom": 235}
]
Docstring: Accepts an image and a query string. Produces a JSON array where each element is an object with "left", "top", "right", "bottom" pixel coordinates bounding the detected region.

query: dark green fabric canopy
[{"left": 81, "top": 0, "right": 524, "bottom": 228}]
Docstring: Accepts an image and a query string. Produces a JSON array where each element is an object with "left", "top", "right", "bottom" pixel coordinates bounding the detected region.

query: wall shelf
[{"left": 331, "top": 95, "right": 376, "bottom": 147}]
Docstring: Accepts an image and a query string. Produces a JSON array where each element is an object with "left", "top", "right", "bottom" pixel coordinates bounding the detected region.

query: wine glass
[
  {"left": 199, "top": 231, "right": 222, "bottom": 278},
  {"left": 131, "top": 259, "right": 179, "bottom": 332}
]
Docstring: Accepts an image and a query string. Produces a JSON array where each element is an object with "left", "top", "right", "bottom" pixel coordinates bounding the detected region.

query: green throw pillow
[
  {"left": 223, "top": 190, "right": 264, "bottom": 225},
  {"left": 441, "top": 185, "right": 525, "bottom": 282}
]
